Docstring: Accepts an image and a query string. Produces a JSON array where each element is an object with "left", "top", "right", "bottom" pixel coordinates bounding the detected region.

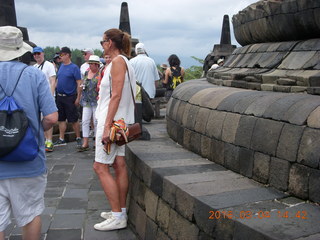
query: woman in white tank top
[{"left": 93, "top": 28, "right": 136, "bottom": 231}]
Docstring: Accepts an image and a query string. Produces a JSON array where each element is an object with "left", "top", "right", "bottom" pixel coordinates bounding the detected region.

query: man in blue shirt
[
  {"left": 54, "top": 47, "right": 82, "bottom": 148},
  {"left": 0, "top": 26, "right": 58, "bottom": 240}
]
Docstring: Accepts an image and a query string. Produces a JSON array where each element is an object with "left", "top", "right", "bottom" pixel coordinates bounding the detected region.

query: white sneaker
[
  {"left": 100, "top": 211, "right": 128, "bottom": 220},
  {"left": 94, "top": 216, "right": 127, "bottom": 231}
]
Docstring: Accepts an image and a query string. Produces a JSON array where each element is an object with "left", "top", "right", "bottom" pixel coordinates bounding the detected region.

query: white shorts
[
  {"left": 0, "top": 174, "right": 47, "bottom": 232},
  {"left": 95, "top": 124, "right": 125, "bottom": 165}
]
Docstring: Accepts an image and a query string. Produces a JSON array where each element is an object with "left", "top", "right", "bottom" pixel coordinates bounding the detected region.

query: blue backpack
[{"left": 0, "top": 66, "right": 39, "bottom": 162}]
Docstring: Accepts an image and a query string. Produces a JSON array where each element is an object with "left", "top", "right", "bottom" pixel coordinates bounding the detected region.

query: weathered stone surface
[
  {"left": 200, "top": 135, "right": 211, "bottom": 159},
  {"left": 210, "top": 139, "right": 225, "bottom": 165},
  {"left": 145, "top": 218, "right": 158, "bottom": 240},
  {"left": 189, "top": 131, "right": 202, "bottom": 155},
  {"left": 175, "top": 101, "right": 187, "bottom": 124},
  {"left": 276, "top": 123, "right": 305, "bottom": 162},
  {"left": 298, "top": 128, "right": 320, "bottom": 168},
  {"left": 169, "top": 98, "right": 180, "bottom": 121},
  {"left": 260, "top": 84, "right": 275, "bottom": 91},
  {"left": 135, "top": 201, "right": 147, "bottom": 240},
  {"left": 168, "top": 209, "right": 199, "bottom": 240},
  {"left": 217, "top": 90, "right": 251, "bottom": 112},
  {"left": 269, "top": 157, "right": 291, "bottom": 191},
  {"left": 145, "top": 188, "right": 159, "bottom": 221},
  {"left": 232, "top": 203, "right": 320, "bottom": 240},
  {"left": 156, "top": 198, "right": 170, "bottom": 233},
  {"left": 289, "top": 164, "right": 309, "bottom": 199},
  {"left": 284, "top": 95, "right": 320, "bottom": 125},
  {"left": 274, "top": 85, "right": 291, "bottom": 92},
  {"left": 309, "top": 169, "right": 320, "bottom": 203},
  {"left": 307, "top": 106, "right": 320, "bottom": 128},
  {"left": 251, "top": 119, "right": 283, "bottom": 156},
  {"left": 162, "top": 178, "right": 177, "bottom": 209},
  {"left": 221, "top": 113, "right": 241, "bottom": 144},
  {"left": 263, "top": 94, "right": 310, "bottom": 121},
  {"left": 205, "top": 110, "right": 226, "bottom": 139},
  {"left": 253, "top": 152, "right": 270, "bottom": 184},
  {"left": 224, "top": 143, "right": 240, "bottom": 173},
  {"left": 194, "top": 108, "right": 211, "bottom": 135},
  {"left": 277, "top": 77, "right": 297, "bottom": 85},
  {"left": 182, "top": 128, "right": 192, "bottom": 150},
  {"left": 233, "top": 92, "right": 268, "bottom": 114},
  {"left": 279, "top": 51, "right": 317, "bottom": 70},
  {"left": 239, "top": 147, "right": 254, "bottom": 178},
  {"left": 166, "top": 118, "right": 177, "bottom": 141},
  {"left": 175, "top": 188, "right": 195, "bottom": 221},
  {"left": 181, "top": 103, "right": 192, "bottom": 127},
  {"left": 185, "top": 105, "right": 200, "bottom": 131},
  {"left": 189, "top": 88, "right": 218, "bottom": 106},
  {"left": 234, "top": 115, "right": 257, "bottom": 149},
  {"left": 201, "top": 88, "right": 243, "bottom": 110},
  {"left": 245, "top": 92, "right": 286, "bottom": 117},
  {"left": 197, "top": 187, "right": 285, "bottom": 210}
]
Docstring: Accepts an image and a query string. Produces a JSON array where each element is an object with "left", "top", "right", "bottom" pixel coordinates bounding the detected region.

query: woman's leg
[
  {"left": 93, "top": 162, "right": 121, "bottom": 212},
  {"left": 81, "top": 107, "right": 91, "bottom": 147},
  {"left": 112, "top": 156, "right": 128, "bottom": 208}
]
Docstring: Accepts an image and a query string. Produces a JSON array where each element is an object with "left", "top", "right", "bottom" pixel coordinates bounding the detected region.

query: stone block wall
[
  {"left": 166, "top": 79, "right": 320, "bottom": 203},
  {"left": 207, "top": 39, "right": 320, "bottom": 95},
  {"left": 232, "top": 0, "right": 320, "bottom": 45}
]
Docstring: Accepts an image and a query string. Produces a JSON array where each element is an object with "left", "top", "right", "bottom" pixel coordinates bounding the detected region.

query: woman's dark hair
[
  {"left": 168, "top": 54, "right": 180, "bottom": 67},
  {"left": 104, "top": 28, "right": 131, "bottom": 57}
]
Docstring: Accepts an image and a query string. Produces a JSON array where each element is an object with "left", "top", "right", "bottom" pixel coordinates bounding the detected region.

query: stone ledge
[{"left": 125, "top": 119, "right": 320, "bottom": 240}]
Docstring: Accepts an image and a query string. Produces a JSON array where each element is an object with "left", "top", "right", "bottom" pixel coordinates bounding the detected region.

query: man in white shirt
[
  {"left": 130, "top": 43, "right": 159, "bottom": 99},
  {"left": 80, "top": 48, "right": 94, "bottom": 78},
  {"left": 33, "top": 46, "right": 57, "bottom": 152}
]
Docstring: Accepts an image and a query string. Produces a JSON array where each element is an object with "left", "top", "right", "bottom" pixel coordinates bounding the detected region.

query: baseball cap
[
  {"left": 59, "top": 47, "right": 71, "bottom": 54},
  {"left": 33, "top": 46, "right": 44, "bottom": 53}
]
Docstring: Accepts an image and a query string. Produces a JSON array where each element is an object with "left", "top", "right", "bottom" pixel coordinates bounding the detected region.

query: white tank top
[{"left": 96, "top": 55, "right": 136, "bottom": 126}]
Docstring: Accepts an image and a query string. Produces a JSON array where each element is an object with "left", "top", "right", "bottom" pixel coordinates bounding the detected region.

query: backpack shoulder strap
[{"left": 0, "top": 65, "right": 28, "bottom": 97}]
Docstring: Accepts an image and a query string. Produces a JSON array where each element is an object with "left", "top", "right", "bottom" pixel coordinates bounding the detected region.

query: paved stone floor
[{"left": 4, "top": 139, "right": 138, "bottom": 240}]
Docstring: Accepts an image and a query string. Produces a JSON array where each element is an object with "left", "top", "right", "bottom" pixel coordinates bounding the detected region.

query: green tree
[{"left": 184, "top": 56, "right": 203, "bottom": 80}]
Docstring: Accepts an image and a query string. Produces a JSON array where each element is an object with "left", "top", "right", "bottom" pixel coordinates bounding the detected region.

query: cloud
[{"left": 14, "top": 0, "right": 257, "bottom": 67}]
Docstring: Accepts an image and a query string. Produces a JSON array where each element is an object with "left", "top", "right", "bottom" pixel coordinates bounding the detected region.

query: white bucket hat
[
  {"left": 87, "top": 55, "right": 101, "bottom": 64},
  {"left": 0, "top": 26, "right": 32, "bottom": 61}
]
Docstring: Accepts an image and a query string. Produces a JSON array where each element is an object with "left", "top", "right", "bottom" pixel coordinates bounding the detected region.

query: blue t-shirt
[
  {"left": 57, "top": 63, "right": 81, "bottom": 95},
  {"left": 0, "top": 61, "right": 57, "bottom": 179}
]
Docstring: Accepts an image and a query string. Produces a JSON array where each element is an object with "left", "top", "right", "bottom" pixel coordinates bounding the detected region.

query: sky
[{"left": 14, "top": 0, "right": 257, "bottom": 68}]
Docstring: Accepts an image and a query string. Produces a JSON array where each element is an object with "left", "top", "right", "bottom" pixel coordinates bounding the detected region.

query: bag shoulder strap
[{"left": 0, "top": 65, "right": 28, "bottom": 97}]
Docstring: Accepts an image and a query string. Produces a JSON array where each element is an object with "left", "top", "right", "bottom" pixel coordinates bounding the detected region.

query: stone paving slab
[{"left": 5, "top": 139, "right": 138, "bottom": 240}]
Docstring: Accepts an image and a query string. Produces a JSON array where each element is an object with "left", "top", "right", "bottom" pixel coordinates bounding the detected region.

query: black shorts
[{"left": 56, "top": 94, "right": 79, "bottom": 122}]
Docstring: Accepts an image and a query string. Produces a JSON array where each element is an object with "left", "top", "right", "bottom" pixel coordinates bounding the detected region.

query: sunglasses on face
[
  {"left": 59, "top": 53, "right": 66, "bottom": 57},
  {"left": 33, "top": 52, "right": 41, "bottom": 55},
  {"left": 100, "top": 39, "right": 109, "bottom": 46}
]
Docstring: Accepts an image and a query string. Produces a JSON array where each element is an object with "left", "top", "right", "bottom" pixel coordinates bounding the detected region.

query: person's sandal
[{"left": 78, "top": 146, "right": 90, "bottom": 152}]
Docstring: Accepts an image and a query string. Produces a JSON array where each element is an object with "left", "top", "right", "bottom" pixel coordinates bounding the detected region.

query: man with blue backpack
[{"left": 0, "top": 26, "right": 58, "bottom": 240}]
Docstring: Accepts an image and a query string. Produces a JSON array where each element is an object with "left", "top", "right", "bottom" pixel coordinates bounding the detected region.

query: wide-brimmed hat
[
  {"left": 87, "top": 55, "right": 101, "bottom": 64},
  {"left": 160, "top": 63, "right": 168, "bottom": 69},
  {"left": 0, "top": 26, "right": 32, "bottom": 61},
  {"left": 82, "top": 48, "right": 94, "bottom": 54}
]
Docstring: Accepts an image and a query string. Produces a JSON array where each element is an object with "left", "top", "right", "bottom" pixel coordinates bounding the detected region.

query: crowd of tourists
[{"left": 0, "top": 25, "right": 186, "bottom": 239}]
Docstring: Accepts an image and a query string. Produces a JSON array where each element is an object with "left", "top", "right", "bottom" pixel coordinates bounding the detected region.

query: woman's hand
[{"left": 102, "top": 126, "right": 111, "bottom": 145}]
